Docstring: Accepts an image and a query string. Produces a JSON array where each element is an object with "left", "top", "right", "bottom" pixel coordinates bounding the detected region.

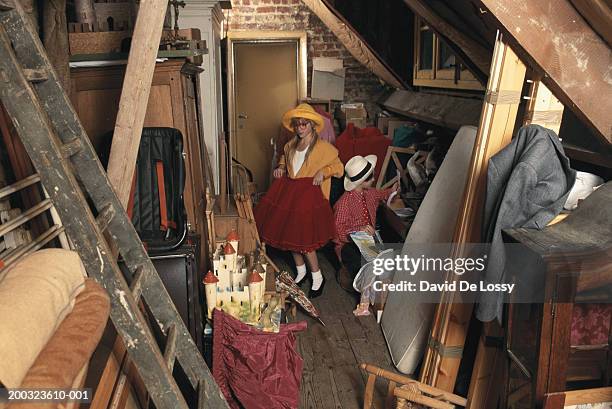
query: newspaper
[{"left": 349, "top": 231, "right": 383, "bottom": 262}]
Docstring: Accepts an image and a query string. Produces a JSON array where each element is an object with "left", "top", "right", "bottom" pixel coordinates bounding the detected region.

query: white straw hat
[{"left": 344, "top": 155, "right": 377, "bottom": 191}]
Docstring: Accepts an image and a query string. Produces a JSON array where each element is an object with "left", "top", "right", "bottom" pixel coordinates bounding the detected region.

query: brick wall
[{"left": 224, "top": 0, "right": 386, "bottom": 125}]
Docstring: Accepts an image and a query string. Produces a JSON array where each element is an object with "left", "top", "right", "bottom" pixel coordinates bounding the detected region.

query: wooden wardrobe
[{"left": 70, "top": 59, "right": 210, "bottom": 270}]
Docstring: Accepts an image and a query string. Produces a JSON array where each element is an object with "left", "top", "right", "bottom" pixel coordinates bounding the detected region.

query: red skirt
[{"left": 255, "top": 177, "right": 334, "bottom": 253}]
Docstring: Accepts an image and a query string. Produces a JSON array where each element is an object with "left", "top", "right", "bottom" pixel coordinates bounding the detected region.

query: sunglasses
[{"left": 291, "top": 119, "right": 311, "bottom": 128}]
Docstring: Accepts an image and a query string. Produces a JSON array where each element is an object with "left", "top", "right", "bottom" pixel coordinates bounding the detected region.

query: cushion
[
  {"left": 7, "top": 279, "right": 110, "bottom": 409},
  {"left": 0, "top": 249, "right": 86, "bottom": 388}
]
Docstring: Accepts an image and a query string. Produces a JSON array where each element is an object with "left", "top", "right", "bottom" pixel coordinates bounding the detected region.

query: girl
[{"left": 255, "top": 103, "right": 343, "bottom": 298}]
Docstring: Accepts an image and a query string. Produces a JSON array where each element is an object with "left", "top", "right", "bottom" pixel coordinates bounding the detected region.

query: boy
[{"left": 333, "top": 155, "right": 398, "bottom": 291}]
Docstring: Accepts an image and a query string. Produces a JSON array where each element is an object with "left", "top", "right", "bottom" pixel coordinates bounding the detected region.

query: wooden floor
[{"left": 271, "top": 249, "right": 397, "bottom": 409}]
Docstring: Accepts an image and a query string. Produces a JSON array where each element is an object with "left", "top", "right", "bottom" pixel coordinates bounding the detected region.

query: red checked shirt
[{"left": 333, "top": 188, "right": 393, "bottom": 256}]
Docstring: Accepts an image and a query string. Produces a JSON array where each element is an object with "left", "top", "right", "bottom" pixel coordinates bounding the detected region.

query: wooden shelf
[{"left": 563, "top": 144, "right": 612, "bottom": 169}]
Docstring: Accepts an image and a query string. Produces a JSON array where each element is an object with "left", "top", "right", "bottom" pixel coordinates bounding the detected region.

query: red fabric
[
  {"left": 313, "top": 106, "right": 331, "bottom": 119},
  {"left": 570, "top": 303, "right": 612, "bottom": 345},
  {"left": 333, "top": 188, "right": 392, "bottom": 255},
  {"left": 335, "top": 123, "right": 391, "bottom": 178},
  {"left": 156, "top": 161, "right": 168, "bottom": 231},
  {"left": 255, "top": 177, "right": 334, "bottom": 253},
  {"left": 212, "top": 309, "right": 307, "bottom": 409}
]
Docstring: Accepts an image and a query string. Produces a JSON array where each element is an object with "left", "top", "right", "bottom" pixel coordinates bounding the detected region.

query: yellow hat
[{"left": 282, "top": 103, "right": 325, "bottom": 134}]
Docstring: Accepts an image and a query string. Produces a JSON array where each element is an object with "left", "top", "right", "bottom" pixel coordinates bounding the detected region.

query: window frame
[{"left": 413, "top": 16, "right": 484, "bottom": 91}]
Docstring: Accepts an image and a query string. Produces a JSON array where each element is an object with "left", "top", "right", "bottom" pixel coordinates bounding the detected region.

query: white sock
[
  {"left": 311, "top": 270, "right": 323, "bottom": 290},
  {"left": 295, "top": 264, "right": 307, "bottom": 282}
]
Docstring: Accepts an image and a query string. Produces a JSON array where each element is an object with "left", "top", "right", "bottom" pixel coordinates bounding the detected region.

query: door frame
[{"left": 226, "top": 30, "right": 308, "bottom": 190}]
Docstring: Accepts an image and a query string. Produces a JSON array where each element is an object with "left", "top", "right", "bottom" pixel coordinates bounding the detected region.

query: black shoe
[
  {"left": 308, "top": 277, "right": 326, "bottom": 299},
  {"left": 295, "top": 273, "right": 309, "bottom": 286}
]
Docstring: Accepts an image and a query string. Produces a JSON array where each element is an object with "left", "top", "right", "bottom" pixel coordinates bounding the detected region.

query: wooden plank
[
  {"left": 479, "top": 0, "right": 612, "bottom": 144},
  {"left": 106, "top": 0, "right": 171, "bottom": 208},
  {"left": 297, "top": 329, "right": 326, "bottom": 409},
  {"left": 464, "top": 80, "right": 568, "bottom": 409},
  {"left": 523, "top": 81, "right": 564, "bottom": 135},
  {"left": 563, "top": 144, "right": 612, "bottom": 168},
  {"left": 421, "top": 36, "right": 526, "bottom": 392},
  {"left": 568, "top": 0, "right": 612, "bottom": 47},
  {"left": 402, "top": 0, "right": 491, "bottom": 83},
  {"left": 300, "top": 0, "right": 405, "bottom": 89},
  {"left": 465, "top": 322, "right": 505, "bottom": 409},
  {"left": 564, "top": 386, "right": 612, "bottom": 406},
  {"left": 275, "top": 248, "right": 397, "bottom": 409}
]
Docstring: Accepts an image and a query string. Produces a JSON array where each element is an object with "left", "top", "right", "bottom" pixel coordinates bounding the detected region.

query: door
[{"left": 233, "top": 41, "right": 299, "bottom": 193}]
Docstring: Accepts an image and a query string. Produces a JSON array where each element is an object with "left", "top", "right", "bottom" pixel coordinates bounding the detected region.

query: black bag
[{"left": 100, "top": 127, "right": 187, "bottom": 253}]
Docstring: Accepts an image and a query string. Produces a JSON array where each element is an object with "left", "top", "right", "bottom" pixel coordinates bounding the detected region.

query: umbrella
[{"left": 275, "top": 270, "right": 325, "bottom": 326}]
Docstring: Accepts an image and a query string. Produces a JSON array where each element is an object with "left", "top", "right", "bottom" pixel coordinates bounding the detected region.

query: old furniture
[
  {"left": 70, "top": 59, "right": 209, "bottom": 270},
  {"left": 503, "top": 182, "right": 612, "bottom": 408}
]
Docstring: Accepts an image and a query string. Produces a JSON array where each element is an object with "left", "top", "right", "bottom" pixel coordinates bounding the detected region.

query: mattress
[{"left": 381, "top": 125, "right": 478, "bottom": 374}]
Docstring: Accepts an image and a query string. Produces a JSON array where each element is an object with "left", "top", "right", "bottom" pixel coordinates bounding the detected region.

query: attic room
[{"left": 0, "top": 0, "right": 610, "bottom": 408}]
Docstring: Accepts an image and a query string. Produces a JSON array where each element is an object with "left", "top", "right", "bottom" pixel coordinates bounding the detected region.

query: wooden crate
[{"left": 69, "top": 30, "right": 131, "bottom": 55}]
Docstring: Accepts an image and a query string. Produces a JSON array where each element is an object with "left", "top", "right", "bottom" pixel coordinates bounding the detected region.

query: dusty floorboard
[{"left": 270, "top": 249, "right": 397, "bottom": 409}]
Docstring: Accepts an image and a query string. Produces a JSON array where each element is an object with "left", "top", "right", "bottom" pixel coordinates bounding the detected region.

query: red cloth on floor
[
  {"left": 212, "top": 309, "right": 307, "bottom": 409},
  {"left": 255, "top": 177, "right": 334, "bottom": 253},
  {"left": 335, "top": 123, "right": 391, "bottom": 178}
]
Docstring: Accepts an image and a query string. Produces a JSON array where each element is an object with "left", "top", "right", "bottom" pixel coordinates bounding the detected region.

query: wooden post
[
  {"left": 106, "top": 0, "right": 169, "bottom": 209},
  {"left": 420, "top": 35, "right": 526, "bottom": 392},
  {"left": 465, "top": 79, "right": 565, "bottom": 409},
  {"left": 523, "top": 81, "right": 564, "bottom": 135},
  {"left": 464, "top": 321, "right": 505, "bottom": 409},
  {"left": 219, "top": 133, "right": 228, "bottom": 214}
]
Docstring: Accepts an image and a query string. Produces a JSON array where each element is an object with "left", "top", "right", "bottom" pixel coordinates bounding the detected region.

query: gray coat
[{"left": 476, "top": 125, "right": 576, "bottom": 322}]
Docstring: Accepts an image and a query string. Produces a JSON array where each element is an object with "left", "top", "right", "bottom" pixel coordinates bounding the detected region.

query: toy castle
[{"left": 203, "top": 230, "right": 266, "bottom": 320}]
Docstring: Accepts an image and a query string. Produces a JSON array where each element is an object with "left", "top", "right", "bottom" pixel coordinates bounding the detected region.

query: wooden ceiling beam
[
  {"left": 300, "top": 0, "right": 406, "bottom": 90},
  {"left": 478, "top": 0, "right": 612, "bottom": 145},
  {"left": 402, "top": 0, "right": 492, "bottom": 84}
]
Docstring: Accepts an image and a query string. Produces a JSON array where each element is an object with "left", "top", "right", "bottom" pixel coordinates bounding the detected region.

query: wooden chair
[
  {"left": 376, "top": 146, "right": 416, "bottom": 189},
  {"left": 361, "top": 364, "right": 467, "bottom": 409}
]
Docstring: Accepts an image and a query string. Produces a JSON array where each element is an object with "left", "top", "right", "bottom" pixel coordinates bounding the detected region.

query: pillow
[
  {"left": 7, "top": 279, "right": 110, "bottom": 409},
  {"left": 0, "top": 249, "right": 86, "bottom": 388}
]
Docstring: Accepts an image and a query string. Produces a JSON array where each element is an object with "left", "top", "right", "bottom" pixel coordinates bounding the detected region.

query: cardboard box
[
  {"left": 69, "top": 30, "right": 131, "bottom": 55},
  {"left": 377, "top": 116, "right": 400, "bottom": 135},
  {"left": 311, "top": 58, "right": 345, "bottom": 101},
  {"left": 339, "top": 102, "right": 368, "bottom": 128}
]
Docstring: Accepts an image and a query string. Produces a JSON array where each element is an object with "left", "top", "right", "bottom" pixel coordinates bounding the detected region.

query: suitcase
[
  {"left": 99, "top": 127, "right": 188, "bottom": 253},
  {"left": 149, "top": 234, "right": 203, "bottom": 351}
]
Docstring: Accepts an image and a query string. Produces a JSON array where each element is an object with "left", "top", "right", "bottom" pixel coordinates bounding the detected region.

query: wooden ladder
[{"left": 0, "top": 2, "right": 228, "bottom": 408}]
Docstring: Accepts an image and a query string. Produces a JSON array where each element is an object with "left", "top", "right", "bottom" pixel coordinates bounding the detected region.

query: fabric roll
[{"left": 213, "top": 309, "right": 307, "bottom": 409}]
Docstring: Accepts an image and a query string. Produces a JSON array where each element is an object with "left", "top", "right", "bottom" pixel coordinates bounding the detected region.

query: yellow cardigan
[{"left": 277, "top": 139, "right": 344, "bottom": 200}]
